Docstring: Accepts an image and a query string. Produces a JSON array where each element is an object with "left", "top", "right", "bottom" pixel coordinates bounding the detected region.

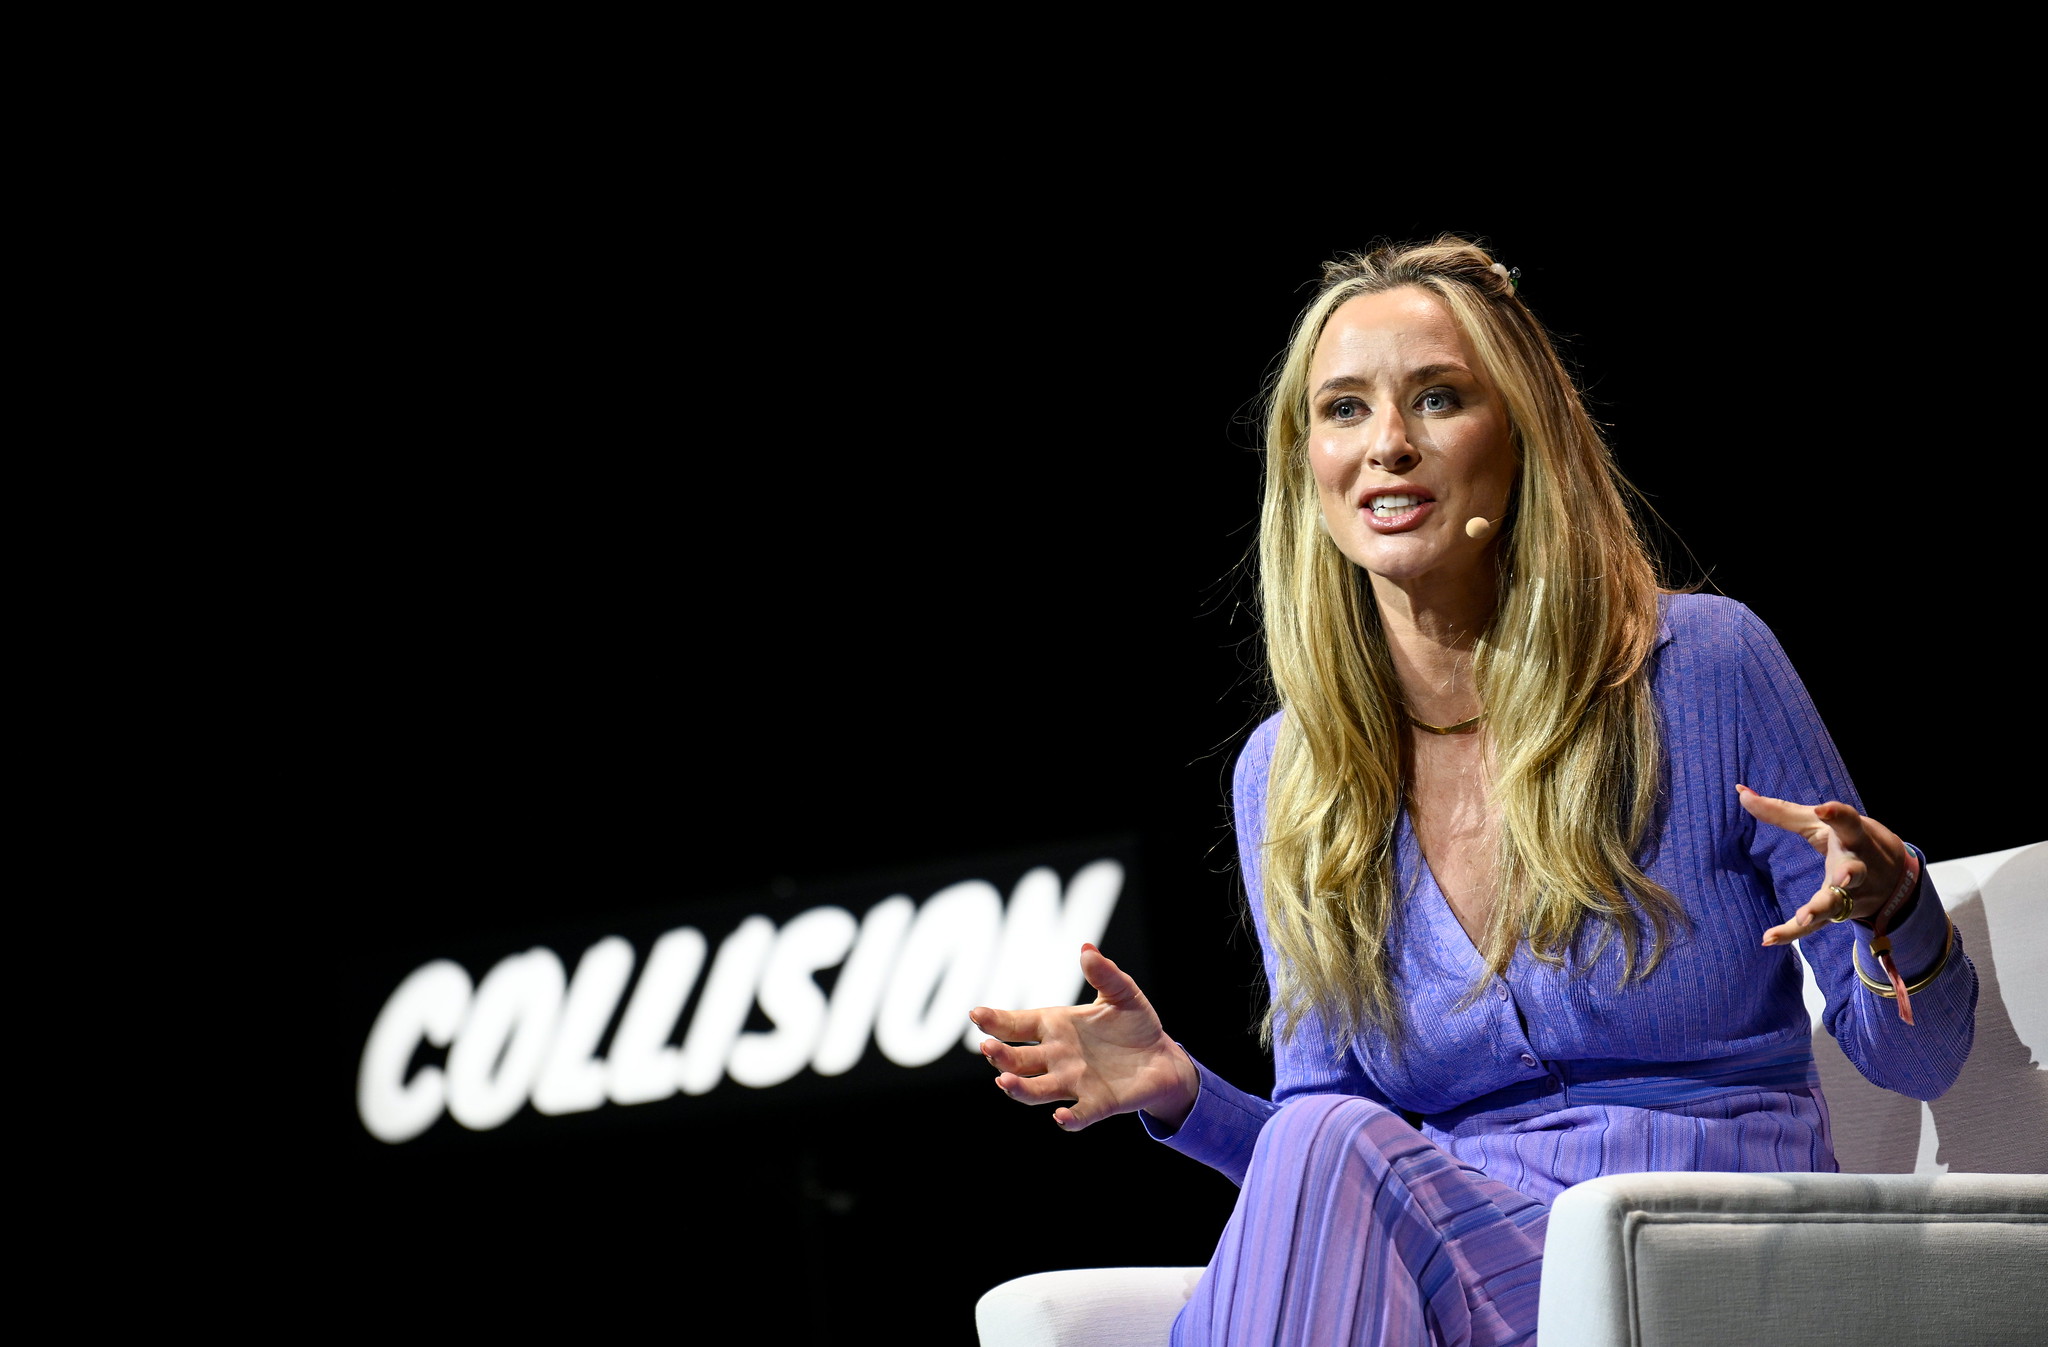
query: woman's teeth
[{"left": 1371, "top": 494, "right": 1425, "bottom": 517}]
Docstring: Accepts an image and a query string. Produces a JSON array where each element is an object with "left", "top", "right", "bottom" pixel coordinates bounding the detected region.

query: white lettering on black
[
  {"left": 533, "top": 937, "right": 635, "bottom": 1116},
  {"left": 358, "top": 960, "right": 472, "bottom": 1144},
  {"left": 446, "top": 949, "right": 566, "bottom": 1131},
  {"left": 605, "top": 928, "right": 707, "bottom": 1106},
  {"left": 677, "top": 916, "right": 776, "bottom": 1096},
  {"left": 812, "top": 896, "right": 913, "bottom": 1077},
  {"left": 357, "top": 859, "right": 1126, "bottom": 1140},
  {"left": 730, "top": 906, "right": 859, "bottom": 1089},
  {"left": 875, "top": 880, "right": 1004, "bottom": 1068}
]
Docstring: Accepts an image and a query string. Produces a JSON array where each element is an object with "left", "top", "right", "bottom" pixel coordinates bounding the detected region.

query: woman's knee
[
  {"left": 1271, "top": 1092, "right": 1393, "bottom": 1133},
  {"left": 1254, "top": 1093, "right": 1412, "bottom": 1174}
]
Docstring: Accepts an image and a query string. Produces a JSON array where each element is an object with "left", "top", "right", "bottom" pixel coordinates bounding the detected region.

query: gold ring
[{"left": 1827, "top": 885, "right": 1855, "bottom": 923}]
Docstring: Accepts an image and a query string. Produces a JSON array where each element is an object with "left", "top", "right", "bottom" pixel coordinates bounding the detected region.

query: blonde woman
[{"left": 971, "top": 238, "right": 1977, "bottom": 1345}]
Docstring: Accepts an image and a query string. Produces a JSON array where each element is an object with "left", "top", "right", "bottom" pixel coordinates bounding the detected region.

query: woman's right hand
[{"left": 971, "top": 943, "right": 1199, "bottom": 1132}]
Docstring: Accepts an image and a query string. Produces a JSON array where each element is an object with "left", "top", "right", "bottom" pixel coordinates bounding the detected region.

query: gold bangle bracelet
[{"left": 1852, "top": 915, "right": 1956, "bottom": 998}]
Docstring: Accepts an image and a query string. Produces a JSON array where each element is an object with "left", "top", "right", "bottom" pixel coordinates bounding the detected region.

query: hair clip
[{"left": 1489, "top": 262, "right": 1521, "bottom": 293}]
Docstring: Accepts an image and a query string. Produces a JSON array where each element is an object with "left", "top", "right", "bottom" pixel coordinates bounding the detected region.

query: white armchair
[{"left": 976, "top": 843, "right": 2048, "bottom": 1347}]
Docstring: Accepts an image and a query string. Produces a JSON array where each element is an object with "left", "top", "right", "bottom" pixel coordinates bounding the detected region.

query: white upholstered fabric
[
  {"left": 974, "top": 1267, "right": 1201, "bottom": 1347},
  {"left": 1797, "top": 842, "right": 2047, "bottom": 1175},
  {"left": 1535, "top": 1171, "right": 2048, "bottom": 1346}
]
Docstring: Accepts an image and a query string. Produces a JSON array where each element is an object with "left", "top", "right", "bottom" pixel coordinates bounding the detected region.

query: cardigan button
[
  {"left": 1519, "top": 1053, "right": 1538, "bottom": 1068},
  {"left": 1497, "top": 985, "right": 1509, "bottom": 1001}
]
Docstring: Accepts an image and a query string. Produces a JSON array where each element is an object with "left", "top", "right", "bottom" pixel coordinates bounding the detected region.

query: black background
[{"left": 322, "top": 155, "right": 2035, "bottom": 1338}]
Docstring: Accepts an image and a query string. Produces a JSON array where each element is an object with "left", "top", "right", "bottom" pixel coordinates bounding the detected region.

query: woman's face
[{"left": 1306, "top": 286, "right": 1517, "bottom": 594}]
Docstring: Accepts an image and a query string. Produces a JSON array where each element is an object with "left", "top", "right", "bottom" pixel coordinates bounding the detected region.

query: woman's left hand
[{"left": 1738, "top": 784, "right": 1911, "bottom": 946}]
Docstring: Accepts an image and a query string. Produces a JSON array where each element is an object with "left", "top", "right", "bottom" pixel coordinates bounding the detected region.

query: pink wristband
[
  {"left": 1868, "top": 845, "right": 1923, "bottom": 1025},
  {"left": 1867, "top": 845, "right": 1921, "bottom": 933}
]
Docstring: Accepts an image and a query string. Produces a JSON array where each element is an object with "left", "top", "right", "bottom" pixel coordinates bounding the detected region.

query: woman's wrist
[
  {"left": 1141, "top": 1042, "right": 1201, "bottom": 1132},
  {"left": 1857, "top": 842, "right": 1922, "bottom": 930}
]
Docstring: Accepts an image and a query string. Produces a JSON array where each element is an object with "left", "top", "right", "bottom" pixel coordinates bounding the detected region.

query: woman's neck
[{"left": 1369, "top": 569, "right": 1496, "bottom": 726}]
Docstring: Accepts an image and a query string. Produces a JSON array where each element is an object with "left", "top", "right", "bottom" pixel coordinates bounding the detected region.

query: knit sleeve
[{"left": 1733, "top": 605, "right": 1976, "bottom": 1099}]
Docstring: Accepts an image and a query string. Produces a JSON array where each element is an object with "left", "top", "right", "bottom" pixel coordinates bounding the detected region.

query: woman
[{"left": 969, "top": 238, "right": 1977, "bottom": 1345}]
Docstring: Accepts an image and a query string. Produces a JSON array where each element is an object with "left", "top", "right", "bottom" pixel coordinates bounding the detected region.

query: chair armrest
[
  {"left": 975, "top": 1267, "right": 1204, "bottom": 1347},
  {"left": 1537, "top": 1172, "right": 2048, "bottom": 1347}
]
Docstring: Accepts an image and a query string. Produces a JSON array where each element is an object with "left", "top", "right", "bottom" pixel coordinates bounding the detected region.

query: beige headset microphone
[{"left": 1465, "top": 515, "right": 1503, "bottom": 541}]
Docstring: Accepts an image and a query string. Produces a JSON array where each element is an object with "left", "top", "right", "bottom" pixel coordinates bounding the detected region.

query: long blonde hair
[{"left": 1257, "top": 236, "right": 1682, "bottom": 1050}]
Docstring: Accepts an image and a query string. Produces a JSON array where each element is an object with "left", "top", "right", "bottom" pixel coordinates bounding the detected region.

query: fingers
[
  {"left": 979, "top": 1039, "right": 1047, "bottom": 1077},
  {"left": 968, "top": 1006, "right": 1040, "bottom": 1044},
  {"left": 1736, "top": 782, "right": 1801, "bottom": 822},
  {"left": 978, "top": 1029, "right": 1067, "bottom": 1111},
  {"left": 981, "top": 945, "right": 1142, "bottom": 1133},
  {"left": 1761, "top": 856, "right": 1868, "bottom": 946},
  {"left": 975, "top": 945, "right": 1139, "bottom": 1038},
  {"left": 1762, "top": 886, "right": 1839, "bottom": 946},
  {"left": 995, "top": 1070, "right": 1076, "bottom": 1107},
  {"left": 1744, "top": 790, "right": 1910, "bottom": 945},
  {"left": 1052, "top": 1104, "right": 1094, "bottom": 1132},
  {"left": 1079, "top": 943, "right": 1141, "bottom": 1006},
  {"left": 1736, "top": 784, "right": 1821, "bottom": 845},
  {"left": 1740, "top": 787, "right": 1878, "bottom": 881},
  {"left": 988, "top": 1048, "right": 1088, "bottom": 1122},
  {"left": 1815, "top": 801, "right": 1872, "bottom": 854}
]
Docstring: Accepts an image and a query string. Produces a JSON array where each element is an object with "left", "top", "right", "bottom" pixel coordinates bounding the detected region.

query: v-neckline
[{"left": 1400, "top": 809, "right": 1491, "bottom": 972}]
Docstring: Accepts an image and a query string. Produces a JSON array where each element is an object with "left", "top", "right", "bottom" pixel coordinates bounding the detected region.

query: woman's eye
[
  {"left": 1418, "top": 388, "right": 1460, "bottom": 413},
  {"left": 1331, "top": 398, "right": 1364, "bottom": 421}
]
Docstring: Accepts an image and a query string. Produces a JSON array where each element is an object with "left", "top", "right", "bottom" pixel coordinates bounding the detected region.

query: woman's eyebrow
[{"left": 1313, "top": 363, "right": 1472, "bottom": 398}]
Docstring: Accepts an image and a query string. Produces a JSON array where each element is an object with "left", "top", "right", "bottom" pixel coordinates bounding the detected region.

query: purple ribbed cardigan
[{"left": 1150, "top": 596, "right": 1975, "bottom": 1336}]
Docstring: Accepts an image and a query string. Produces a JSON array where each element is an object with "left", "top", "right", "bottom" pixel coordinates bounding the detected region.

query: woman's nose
[{"left": 1365, "top": 413, "right": 1420, "bottom": 475}]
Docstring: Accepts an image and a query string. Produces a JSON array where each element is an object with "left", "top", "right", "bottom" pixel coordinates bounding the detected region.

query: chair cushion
[
  {"left": 1537, "top": 1172, "right": 2048, "bottom": 1347},
  {"left": 975, "top": 1266, "right": 1202, "bottom": 1347}
]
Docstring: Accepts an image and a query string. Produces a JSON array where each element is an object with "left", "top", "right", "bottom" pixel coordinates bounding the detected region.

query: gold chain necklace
[{"left": 1406, "top": 711, "right": 1486, "bottom": 735}]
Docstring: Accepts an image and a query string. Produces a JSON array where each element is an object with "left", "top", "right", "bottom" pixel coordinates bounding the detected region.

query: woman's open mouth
[{"left": 1361, "top": 491, "right": 1435, "bottom": 533}]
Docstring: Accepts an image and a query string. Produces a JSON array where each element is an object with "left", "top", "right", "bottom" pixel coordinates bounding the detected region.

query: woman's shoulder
[
  {"left": 1660, "top": 590, "right": 1763, "bottom": 639},
  {"left": 1233, "top": 710, "right": 1287, "bottom": 806},
  {"left": 1649, "top": 594, "right": 1810, "bottom": 726},
  {"left": 1656, "top": 592, "right": 1783, "bottom": 663}
]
